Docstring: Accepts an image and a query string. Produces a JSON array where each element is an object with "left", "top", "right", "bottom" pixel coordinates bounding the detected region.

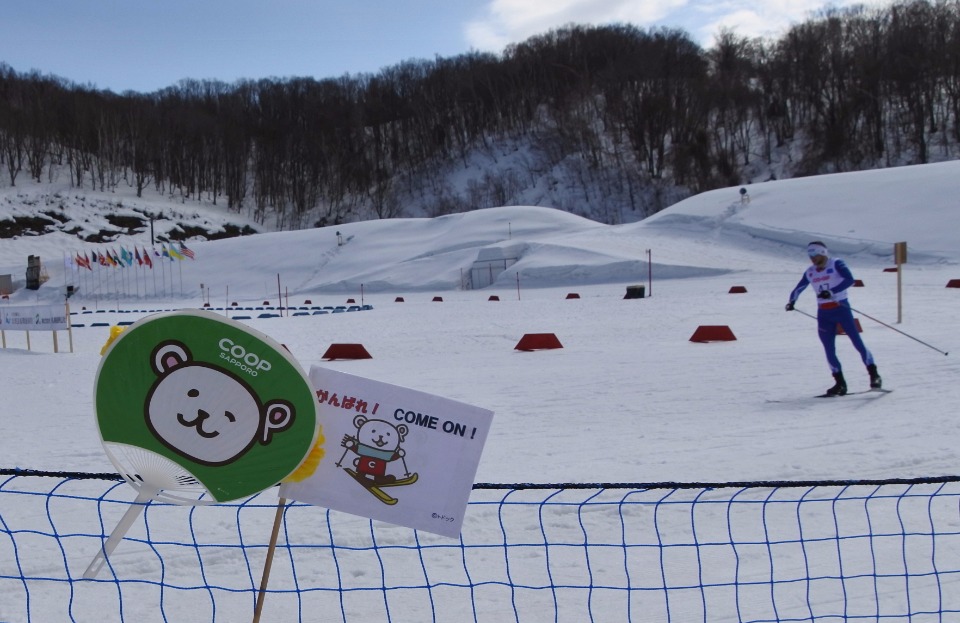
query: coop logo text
[{"left": 218, "top": 338, "right": 272, "bottom": 376}]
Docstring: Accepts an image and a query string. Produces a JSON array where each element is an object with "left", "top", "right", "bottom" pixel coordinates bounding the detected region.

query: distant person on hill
[{"left": 785, "top": 241, "right": 881, "bottom": 396}]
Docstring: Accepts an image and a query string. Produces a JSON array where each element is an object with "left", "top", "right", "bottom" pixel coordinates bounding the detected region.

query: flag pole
[
  {"left": 96, "top": 256, "right": 102, "bottom": 309},
  {"left": 252, "top": 497, "right": 287, "bottom": 623},
  {"left": 78, "top": 253, "right": 85, "bottom": 298}
]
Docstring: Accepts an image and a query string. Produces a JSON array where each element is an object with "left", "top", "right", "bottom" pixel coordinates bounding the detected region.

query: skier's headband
[{"left": 807, "top": 242, "right": 828, "bottom": 258}]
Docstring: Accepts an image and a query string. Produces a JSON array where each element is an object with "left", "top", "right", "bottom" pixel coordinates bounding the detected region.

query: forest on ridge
[{"left": 2, "top": 0, "right": 960, "bottom": 229}]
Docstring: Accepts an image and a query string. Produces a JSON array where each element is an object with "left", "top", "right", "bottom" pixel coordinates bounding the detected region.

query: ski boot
[
  {"left": 825, "top": 372, "right": 847, "bottom": 396},
  {"left": 867, "top": 364, "right": 882, "bottom": 389}
]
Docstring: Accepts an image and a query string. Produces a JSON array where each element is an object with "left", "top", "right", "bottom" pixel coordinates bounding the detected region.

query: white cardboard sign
[
  {"left": 0, "top": 305, "right": 69, "bottom": 331},
  {"left": 280, "top": 366, "right": 494, "bottom": 538}
]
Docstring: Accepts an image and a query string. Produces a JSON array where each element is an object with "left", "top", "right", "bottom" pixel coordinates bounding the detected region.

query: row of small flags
[{"left": 72, "top": 242, "right": 195, "bottom": 271}]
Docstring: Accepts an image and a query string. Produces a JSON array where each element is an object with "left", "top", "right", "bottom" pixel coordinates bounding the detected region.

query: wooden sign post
[{"left": 894, "top": 241, "right": 907, "bottom": 323}]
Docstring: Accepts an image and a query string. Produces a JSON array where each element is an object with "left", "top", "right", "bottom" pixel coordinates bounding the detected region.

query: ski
[
  {"left": 345, "top": 468, "right": 418, "bottom": 488},
  {"left": 344, "top": 469, "right": 398, "bottom": 504},
  {"left": 344, "top": 468, "right": 419, "bottom": 505},
  {"left": 375, "top": 473, "right": 419, "bottom": 488},
  {"left": 367, "top": 485, "right": 399, "bottom": 505},
  {"left": 815, "top": 388, "right": 893, "bottom": 398}
]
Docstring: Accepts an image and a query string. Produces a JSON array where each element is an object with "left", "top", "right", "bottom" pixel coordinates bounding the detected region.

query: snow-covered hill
[{"left": 1, "top": 160, "right": 958, "bottom": 307}]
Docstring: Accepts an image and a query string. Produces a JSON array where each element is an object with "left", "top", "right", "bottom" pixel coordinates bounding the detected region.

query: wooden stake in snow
[{"left": 252, "top": 498, "right": 287, "bottom": 623}]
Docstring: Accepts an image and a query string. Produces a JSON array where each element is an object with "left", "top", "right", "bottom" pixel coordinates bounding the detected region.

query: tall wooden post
[
  {"left": 894, "top": 241, "right": 907, "bottom": 324},
  {"left": 646, "top": 249, "right": 652, "bottom": 297},
  {"left": 67, "top": 301, "right": 74, "bottom": 353}
]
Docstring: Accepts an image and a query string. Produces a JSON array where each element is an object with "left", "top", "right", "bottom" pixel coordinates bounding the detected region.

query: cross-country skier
[{"left": 785, "top": 241, "right": 882, "bottom": 396}]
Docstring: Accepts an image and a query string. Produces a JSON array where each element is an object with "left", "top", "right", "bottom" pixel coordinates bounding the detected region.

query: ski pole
[
  {"left": 849, "top": 306, "right": 949, "bottom": 356},
  {"left": 789, "top": 307, "right": 817, "bottom": 321}
]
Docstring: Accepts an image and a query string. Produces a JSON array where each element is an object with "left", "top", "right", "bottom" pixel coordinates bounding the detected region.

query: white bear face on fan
[{"left": 145, "top": 341, "right": 295, "bottom": 466}]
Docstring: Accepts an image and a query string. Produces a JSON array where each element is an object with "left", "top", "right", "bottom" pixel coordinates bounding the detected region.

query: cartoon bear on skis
[{"left": 337, "top": 415, "right": 418, "bottom": 504}]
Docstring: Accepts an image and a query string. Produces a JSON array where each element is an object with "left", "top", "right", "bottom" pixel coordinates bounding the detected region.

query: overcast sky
[{"left": 0, "top": 0, "right": 888, "bottom": 94}]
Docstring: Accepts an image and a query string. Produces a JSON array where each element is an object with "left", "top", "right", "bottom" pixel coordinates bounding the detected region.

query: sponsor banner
[
  {"left": 0, "top": 305, "right": 69, "bottom": 331},
  {"left": 281, "top": 366, "right": 494, "bottom": 538}
]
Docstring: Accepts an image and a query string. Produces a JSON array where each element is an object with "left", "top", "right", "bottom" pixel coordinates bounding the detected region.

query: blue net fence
[{"left": 2, "top": 470, "right": 960, "bottom": 622}]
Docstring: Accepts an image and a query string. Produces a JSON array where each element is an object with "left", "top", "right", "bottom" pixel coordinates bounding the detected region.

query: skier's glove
[
  {"left": 817, "top": 290, "right": 833, "bottom": 300},
  {"left": 784, "top": 302, "right": 794, "bottom": 311}
]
